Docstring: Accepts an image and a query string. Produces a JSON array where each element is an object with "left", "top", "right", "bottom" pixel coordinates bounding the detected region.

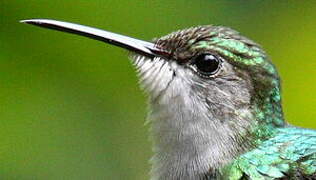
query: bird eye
[{"left": 193, "top": 54, "right": 221, "bottom": 76}]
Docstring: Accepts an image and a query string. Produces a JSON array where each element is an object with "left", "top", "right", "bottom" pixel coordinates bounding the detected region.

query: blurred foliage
[{"left": 0, "top": 1, "right": 315, "bottom": 179}]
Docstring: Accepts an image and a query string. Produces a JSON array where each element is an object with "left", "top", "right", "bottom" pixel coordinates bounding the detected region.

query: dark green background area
[{"left": 1, "top": 1, "right": 315, "bottom": 179}]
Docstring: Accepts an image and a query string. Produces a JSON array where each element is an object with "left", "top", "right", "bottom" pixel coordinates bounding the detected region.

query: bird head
[
  {"left": 22, "top": 20, "right": 285, "bottom": 143},
  {"left": 134, "top": 25, "right": 284, "bottom": 139}
]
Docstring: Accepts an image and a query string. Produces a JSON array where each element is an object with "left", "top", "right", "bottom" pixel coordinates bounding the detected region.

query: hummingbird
[{"left": 21, "top": 19, "right": 316, "bottom": 180}]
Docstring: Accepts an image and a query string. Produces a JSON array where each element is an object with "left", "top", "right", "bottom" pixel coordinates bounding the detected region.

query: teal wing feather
[{"left": 223, "top": 127, "right": 316, "bottom": 180}]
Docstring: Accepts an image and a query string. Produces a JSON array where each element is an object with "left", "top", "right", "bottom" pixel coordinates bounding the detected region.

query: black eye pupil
[{"left": 195, "top": 54, "right": 221, "bottom": 76}]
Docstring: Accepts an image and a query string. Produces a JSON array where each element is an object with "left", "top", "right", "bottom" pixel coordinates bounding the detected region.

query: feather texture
[{"left": 224, "top": 127, "right": 316, "bottom": 180}]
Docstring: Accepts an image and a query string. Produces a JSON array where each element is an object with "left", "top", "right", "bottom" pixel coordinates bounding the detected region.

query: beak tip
[
  {"left": 19, "top": 20, "right": 27, "bottom": 23},
  {"left": 19, "top": 19, "right": 46, "bottom": 25},
  {"left": 20, "top": 19, "right": 35, "bottom": 25}
]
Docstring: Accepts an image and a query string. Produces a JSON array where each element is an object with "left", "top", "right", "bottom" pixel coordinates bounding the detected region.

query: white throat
[{"left": 132, "top": 55, "right": 253, "bottom": 180}]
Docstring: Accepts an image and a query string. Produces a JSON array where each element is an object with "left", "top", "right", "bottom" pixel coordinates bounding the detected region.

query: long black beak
[{"left": 20, "top": 19, "right": 168, "bottom": 58}]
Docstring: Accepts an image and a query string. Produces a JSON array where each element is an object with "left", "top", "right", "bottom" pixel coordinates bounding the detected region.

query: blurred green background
[{"left": 1, "top": 1, "right": 315, "bottom": 179}]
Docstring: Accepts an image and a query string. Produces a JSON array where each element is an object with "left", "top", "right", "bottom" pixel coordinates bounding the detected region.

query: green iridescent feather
[{"left": 222, "top": 127, "right": 316, "bottom": 179}]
